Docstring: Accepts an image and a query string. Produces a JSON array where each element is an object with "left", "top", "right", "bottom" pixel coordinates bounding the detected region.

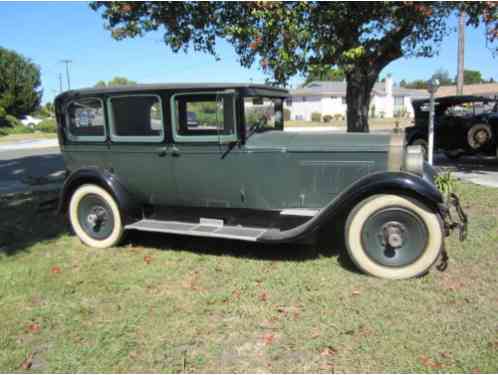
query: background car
[{"left": 405, "top": 95, "right": 498, "bottom": 159}]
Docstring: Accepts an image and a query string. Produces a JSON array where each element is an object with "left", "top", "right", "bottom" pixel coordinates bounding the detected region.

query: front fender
[
  {"left": 57, "top": 168, "right": 141, "bottom": 224},
  {"left": 259, "top": 171, "right": 443, "bottom": 243}
]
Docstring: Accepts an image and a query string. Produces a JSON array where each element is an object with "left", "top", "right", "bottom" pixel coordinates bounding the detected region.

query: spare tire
[{"left": 467, "top": 123, "right": 493, "bottom": 150}]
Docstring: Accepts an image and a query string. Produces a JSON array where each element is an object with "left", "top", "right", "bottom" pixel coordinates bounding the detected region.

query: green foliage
[
  {"left": 91, "top": 2, "right": 498, "bottom": 132},
  {"left": 304, "top": 67, "right": 345, "bottom": 85},
  {"left": 463, "top": 69, "right": 484, "bottom": 84},
  {"left": 0, "top": 47, "right": 42, "bottom": 120},
  {"left": 36, "top": 118, "right": 57, "bottom": 133},
  {"left": 432, "top": 68, "right": 454, "bottom": 86},
  {"left": 0, "top": 115, "right": 35, "bottom": 136},
  {"left": 401, "top": 79, "right": 428, "bottom": 89},
  {"left": 323, "top": 114, "right": 333, "bottom": 123},
  {"left": 311, "top": 112, "right": 322, "bottom": 122},
  {"left": 435, "top": 170, "right": 456, "bottom": 196},
  {"left": 95, "top": 76, "right": 137, "bottom": 87}
]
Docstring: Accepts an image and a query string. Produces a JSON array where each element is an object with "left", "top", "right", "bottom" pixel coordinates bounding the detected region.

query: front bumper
[{"left": 439, "top": 192, "right": 468, "bottom": 241}]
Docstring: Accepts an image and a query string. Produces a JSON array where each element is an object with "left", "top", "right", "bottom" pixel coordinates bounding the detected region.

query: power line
[{"left": 60, "top": 59, "right": 72, "bottom": 90}]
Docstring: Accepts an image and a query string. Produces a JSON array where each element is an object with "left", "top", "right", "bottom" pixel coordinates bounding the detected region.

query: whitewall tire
[
  {"left": 345, "top": 194, "right": 443, "bottom": 279},
  {"left": 69, "top": 184, "right": 124, "bottom": 248}
]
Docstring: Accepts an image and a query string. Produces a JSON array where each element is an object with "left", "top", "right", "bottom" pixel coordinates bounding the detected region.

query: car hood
[{"left": 245, "top": 130, "right": 392, "bottom": 152}]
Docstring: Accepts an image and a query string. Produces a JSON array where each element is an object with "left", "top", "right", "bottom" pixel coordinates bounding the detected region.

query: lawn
[
  {"left": 1, "top": 182, "right": 497, "bottom": 372},
  {"left": 285, "top": 117, "right": 413, "bottom": 130}
]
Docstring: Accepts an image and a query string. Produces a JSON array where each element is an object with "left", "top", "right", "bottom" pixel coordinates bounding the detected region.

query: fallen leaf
[
  {"left": 352, "top": 289, "right": 361, "bottom": 296},
  {"left": 232, "top": 289, "right": 241, "bottom": 299},
  {"left": 419, "top": 355, "right": 443, "bottom": 369},
  {"left": 262, "top": 333, "right": 274, "bottom": 345},
  {"left": 144, "top": 255, "right": 152, "bottom": 264},
  {"left": 320, "top": 346, "right": 338, "bottom": 357},
  {"left": 471, "top": 368, "right": 481, "bottom": 374},
  {"left": 20, "top": 353, "right": 33, "bottom": 370},
  {"left": 26, "top": 323, "right": 40, "bottom": 334},
  {"left": 311, "top": 329, "right": 321, "bottom": 339},
  {"left": 440, "top": 351, "right": 451, "bottom": 359},
  {"left": 259, "top": 292, "right": 268, "bottom": 302},
  {"left": 319, "top": 362, "right": 335, "bottom": 371},
  {"left": 51, "top": 266, "right": 61, "bottom": 274}
]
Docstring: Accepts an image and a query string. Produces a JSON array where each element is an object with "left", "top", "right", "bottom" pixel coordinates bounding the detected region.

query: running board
[{"left": 125, "top": 219, "right": 268, "bottom": 242}]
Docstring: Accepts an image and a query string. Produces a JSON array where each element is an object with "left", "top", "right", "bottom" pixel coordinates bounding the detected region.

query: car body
[
  {"left": 20, "top": 115, "right": 43, "bottom": 128},
  {"left": 406, "top": 95, "right": 498, "bottom": 158},
  {"left": 54, "top": 83, "right": 466, "bottom": 279}
]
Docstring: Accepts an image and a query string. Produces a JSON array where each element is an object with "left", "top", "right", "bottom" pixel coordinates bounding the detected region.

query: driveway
[{"left": 435, "top": 154, "right": 498, "bottom": 188}]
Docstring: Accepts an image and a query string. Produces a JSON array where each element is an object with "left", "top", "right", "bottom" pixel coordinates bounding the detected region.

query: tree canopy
[
  {"left": 303, "top": 67, "right": 345, "bottom": 86},
  {"left": 95, "top": 76, "right": 137, "bottom": 87},
  {"left": 0, "top": 47, "right": 42, "bottom": 122},
  {"left": 91, "top": 2, "right": 498, "bottom": 132}
]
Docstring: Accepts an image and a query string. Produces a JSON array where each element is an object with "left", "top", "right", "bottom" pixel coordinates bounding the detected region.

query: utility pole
[
  {"left": 58, "top": 73, "right": 63, "bottom": 93},
  {"left": 60, "top": 59, "right": 72, "bottom": 90},
  {"left": 457, "top": 10, "right": 465, "bottom": 95}
]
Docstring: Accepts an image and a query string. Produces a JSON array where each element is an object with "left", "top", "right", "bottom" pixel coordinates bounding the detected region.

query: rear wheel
[
  {"left": 345, "top": 194, "right": 443, "bottom": 279},
  {"left": 69, "top": 184, "right": 124, "bottom": 248}
]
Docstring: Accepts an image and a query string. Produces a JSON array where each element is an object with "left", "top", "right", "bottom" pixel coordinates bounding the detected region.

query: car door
[
  {"left": 169, "top": 91, "right": 247, "bottom": 209},
  {"left": 106, "top": 94, "right": 177, "bottom": 206}
]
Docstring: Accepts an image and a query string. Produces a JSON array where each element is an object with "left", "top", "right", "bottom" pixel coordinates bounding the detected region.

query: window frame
[
  {"left": 107, "top": 94, "right": 165, "bottom": 143},
  {"left": 65, "top": 97, "right": 107, "bottom": 142},
  {"left": 170, "top": 91, "right": 238, "bottom": 143}
]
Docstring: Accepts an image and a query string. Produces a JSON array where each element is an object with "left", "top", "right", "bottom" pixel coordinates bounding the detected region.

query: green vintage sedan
[{"left": 54, "top": 83, "right": 466, "bottom": 279}]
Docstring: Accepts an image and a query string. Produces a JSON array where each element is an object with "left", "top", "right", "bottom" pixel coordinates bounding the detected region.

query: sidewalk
[{"left": 0, "top": 138, "right": 59, "bottom": 152}]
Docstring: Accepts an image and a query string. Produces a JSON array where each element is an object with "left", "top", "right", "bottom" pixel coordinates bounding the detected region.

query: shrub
[
  {"left": 283, "top": 108, "right": 291, "bottom": 121},
  {"left": 311, "top": 112, "right": 322, "bottom": 122},
  {"left": 37, "top": 118, "right": 57, "bottom": 133},
  {"left": 0, "top": 115, "right": 35, "bottom": 136},
  {"left": 323, "top": 115, "right": 333, "bottom": 123},
  {"left": 333, "top": 113, "right": 344, "bottom": 121}
]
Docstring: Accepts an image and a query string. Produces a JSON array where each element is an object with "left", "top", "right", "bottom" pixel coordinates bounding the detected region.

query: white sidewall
[
  {"left": 346, "top": 194, "right": 443, "bottom": 279},
  {"left": 69, "top": 184, "right": 124, "bottom": 248}
]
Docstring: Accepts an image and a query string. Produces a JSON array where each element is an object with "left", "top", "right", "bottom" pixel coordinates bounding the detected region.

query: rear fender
[
  {"left": 259, "top": 171, "right": 443, "bottom": 243},
  {"left": 58, "top": 168, "right": 142, "bottom": 224}
]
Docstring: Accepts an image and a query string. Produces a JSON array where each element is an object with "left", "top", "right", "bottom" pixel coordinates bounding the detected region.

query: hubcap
[
  {"left": 361, "top": 207, "right": 428, "bottom": 267},
  {"left": 77, "top": 194, "right": 114, "bottom": 240}
]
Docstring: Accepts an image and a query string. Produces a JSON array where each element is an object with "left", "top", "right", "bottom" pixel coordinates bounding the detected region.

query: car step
[{"left": 125, "top": 219, "right": 268, "bottom": 242}]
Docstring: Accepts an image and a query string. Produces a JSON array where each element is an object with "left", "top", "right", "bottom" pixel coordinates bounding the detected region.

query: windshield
[{"left": 244, "top": 97, "right": 284, "bottom": 132}]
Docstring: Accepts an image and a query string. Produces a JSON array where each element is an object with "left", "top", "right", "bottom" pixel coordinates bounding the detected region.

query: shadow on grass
[
  {"left": 0, "top": 190, "right": 69, "bottom": 256},
  {"left": 1, "top": 192, "right": 359, "bottom": 274},
  {"left": 122, "top": 214, "right": 359, "bottom": 274},
  {"left": 435, "top": 153, "right": 498, "bottom": 175}
]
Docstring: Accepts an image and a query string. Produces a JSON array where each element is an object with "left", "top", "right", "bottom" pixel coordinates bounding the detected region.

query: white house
[{"left": 286, "top": 77, "right": 427, "bottom": 121}]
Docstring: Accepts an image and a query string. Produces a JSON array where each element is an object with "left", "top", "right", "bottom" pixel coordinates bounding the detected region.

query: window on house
[
  {"left": 285, "top": 97, "right": 292, "bottom": 107},
  {"left": 108, "top": 95, "right": 164, "bottom": 142},
  {"left": 66, "top": 98, "right": 106, "bottom": 141}
]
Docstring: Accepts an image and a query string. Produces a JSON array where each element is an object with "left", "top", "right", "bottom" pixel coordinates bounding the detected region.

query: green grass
[{"left": 1, "top": 182, "right": 497, "bottom": 372}]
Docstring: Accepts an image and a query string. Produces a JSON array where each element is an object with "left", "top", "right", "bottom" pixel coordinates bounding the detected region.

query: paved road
[{"left": 1, "top": 138, "right": 498, "bottom": 195}]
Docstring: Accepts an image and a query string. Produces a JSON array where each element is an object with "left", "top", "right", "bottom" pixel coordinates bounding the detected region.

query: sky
[{"left": 1, "top": 1, "right": 497, "bottom": 104}]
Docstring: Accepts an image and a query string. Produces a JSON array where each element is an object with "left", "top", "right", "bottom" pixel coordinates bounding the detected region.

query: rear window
[
  {"left": 66, "top": 98, "right": 106, "bottom": 141},
  {"left": 108, "top": 95, "right": 164, "bottom": 142}
]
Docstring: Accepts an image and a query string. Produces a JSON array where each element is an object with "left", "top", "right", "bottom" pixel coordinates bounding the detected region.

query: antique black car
[
  {"left": 406, "top": 95, "right": 498, "bottom": 159},
  {"left": 54, "top": 83, "right": 466, "bottom": 280}
]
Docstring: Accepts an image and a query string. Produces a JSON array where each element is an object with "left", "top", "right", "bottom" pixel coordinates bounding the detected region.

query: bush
[
  {"left": 311, "top": 112, "right": 322, "bottom": 122},
  {"left": 37, "top": 119, "right": 57, "bottom": 133},
  {"left": 323, "top": 115, "right": 333, "bottom": 123},
  {"left": 0, "top": 115, "right": 35, "bottom": 136},
  {"left": 283, "top": 108, "right": 291, "bottom": 121}
]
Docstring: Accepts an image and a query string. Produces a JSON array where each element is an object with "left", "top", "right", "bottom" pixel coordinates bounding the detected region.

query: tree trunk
[{"left": 345, "top": 69, "right": 378, "bottom": 133}]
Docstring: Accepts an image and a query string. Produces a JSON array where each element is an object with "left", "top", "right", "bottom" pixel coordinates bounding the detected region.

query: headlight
[{"left": 404, "top": 145, "right": 424, "bottom": 175}]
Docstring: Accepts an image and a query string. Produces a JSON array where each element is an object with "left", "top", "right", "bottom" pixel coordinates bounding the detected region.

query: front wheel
[
  {"left": 345, "top": 194, "right": 443, "bottom": 279},
  {"left": 69, "top": 184, "right": 124, "bottom": 248}
]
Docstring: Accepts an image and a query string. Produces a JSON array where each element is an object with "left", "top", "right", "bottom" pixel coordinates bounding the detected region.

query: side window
[
  {"left": 108, "top": 95, "right": 164, "bottom": 142},
  {"left": 66, "top": 98, "right": 106, "bottom": 141},
  {"left": 172, "top": 93, "right": 237, "bottom": 142}
]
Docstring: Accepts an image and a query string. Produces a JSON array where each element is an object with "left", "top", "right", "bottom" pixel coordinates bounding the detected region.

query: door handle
[
  {"left": 157, "top": 147, "right": 167, "bottom": 157},
  {"left": 170, "top": 146, "right": 180, "bottom": 157}
]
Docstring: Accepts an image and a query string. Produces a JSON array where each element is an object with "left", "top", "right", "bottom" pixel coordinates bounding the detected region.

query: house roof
[
  {"left": 434, "top": 83, "right": 498, "bottom": 98},
  {"left": 290, "top": 80, "right": 427, "bottom": 98}
]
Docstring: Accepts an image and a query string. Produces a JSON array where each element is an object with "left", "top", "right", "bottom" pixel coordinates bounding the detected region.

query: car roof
[
  {"left": 55, "top": 83, "right": 289, "bottom": 102},
  {"left": 412, "top": 94, "right": 497, "bottom": 109}
]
